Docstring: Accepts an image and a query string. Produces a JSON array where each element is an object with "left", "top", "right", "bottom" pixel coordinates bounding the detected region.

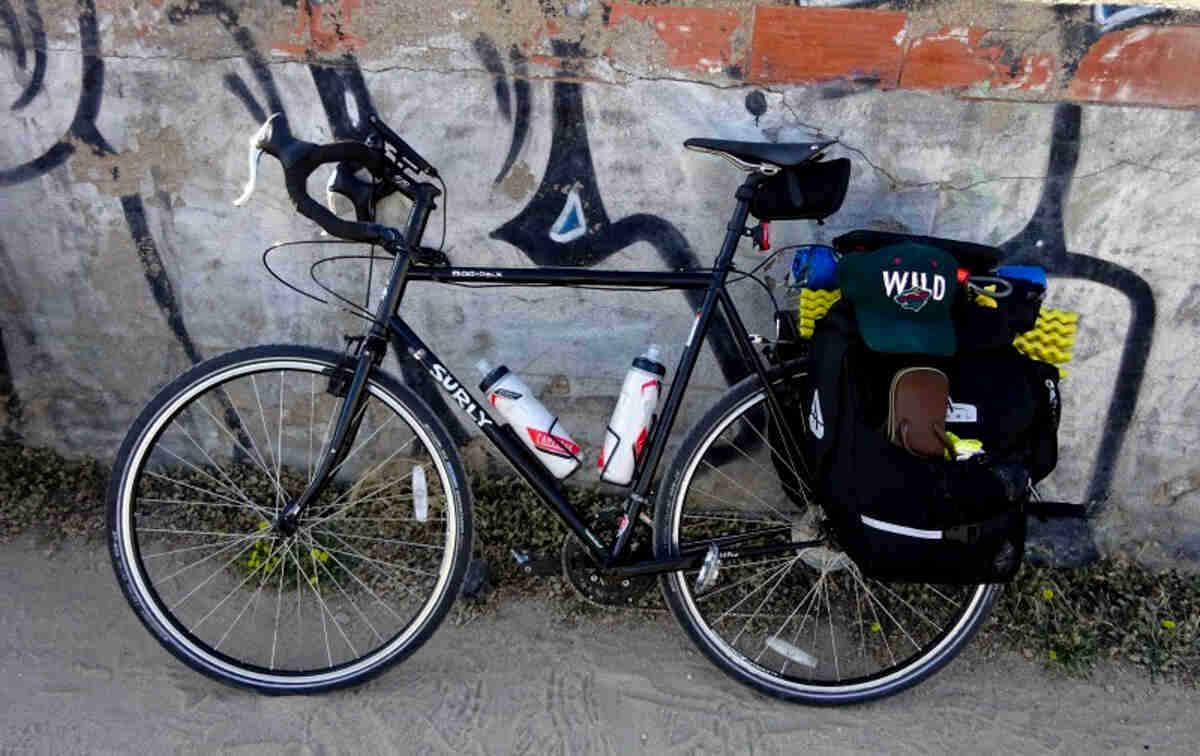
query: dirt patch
[{"left": 2, "top": 532, "right": 1200, "bottom": 753}]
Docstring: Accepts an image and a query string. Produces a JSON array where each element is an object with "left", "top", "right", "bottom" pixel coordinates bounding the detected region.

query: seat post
[{"left": 713, "top": 172, "right": 766, "bottom": 270}]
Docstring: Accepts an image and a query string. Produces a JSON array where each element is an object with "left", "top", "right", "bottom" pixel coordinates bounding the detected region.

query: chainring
[{"left": 561, "top": 509, "right": 655, "bottom": 607}]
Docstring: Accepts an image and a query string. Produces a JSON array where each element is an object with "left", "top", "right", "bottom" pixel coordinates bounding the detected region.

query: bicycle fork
[
  {"left": 273, "top": 339, "right": 379, "bottom": 535},
  {"left": 274, "top": 246, "right": 415, "bottom": 535}
]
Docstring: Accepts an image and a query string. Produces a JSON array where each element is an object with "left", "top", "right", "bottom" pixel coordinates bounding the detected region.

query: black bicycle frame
[{"left": 280, "top": 173, "right": 812, "bottom": 572}]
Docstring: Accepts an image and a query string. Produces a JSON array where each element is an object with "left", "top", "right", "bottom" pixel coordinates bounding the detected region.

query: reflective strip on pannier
[{"left": 860, "top": 515, "right": 942, "bottom": 540}]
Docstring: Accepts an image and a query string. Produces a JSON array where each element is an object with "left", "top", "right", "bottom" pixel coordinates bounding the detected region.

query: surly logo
[
  {"left": 430, "top": 364, "right": 495, "bottom": 430},
  {"left": 882, "top": 271, "right": 947, "bottom": 312}
]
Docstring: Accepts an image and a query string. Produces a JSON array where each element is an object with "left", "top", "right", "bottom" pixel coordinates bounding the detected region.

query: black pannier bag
[
  {"left": 949, "top": 295, "right": 1060, "bottom": 485},
  {"left": 750, "top": 158, "right": 851, "bottom": 221},
  {"left": 799, "top": 299, "right": 1027, "bottom": 584}
]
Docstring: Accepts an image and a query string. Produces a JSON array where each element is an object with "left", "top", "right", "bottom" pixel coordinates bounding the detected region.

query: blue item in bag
[
  {"left": 994, "top": 265, "right": 1046, "bottom": 288},
  {"left": 791, "top": 245, "right": 841, "bottom": 290}
]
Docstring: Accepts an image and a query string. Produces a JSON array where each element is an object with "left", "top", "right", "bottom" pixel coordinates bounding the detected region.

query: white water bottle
[
  {"left": 598, "top": 345, "right": 666, "bottom": 485},
  {"left": 477, "top": 360, "right": 581, "bottom": 479}
]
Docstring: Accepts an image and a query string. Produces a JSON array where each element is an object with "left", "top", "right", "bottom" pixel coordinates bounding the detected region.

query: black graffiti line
[
  {"left": 7, "top": 0, "right": 46, "bottom": 109},
  {"left": 120, "top": 194, "right": 203, "bottom": 366},
  {"left": 487, "top": 40, "right": 749, "bottom": 388},
  {"left": 0, "top": 0, "right": 23, "bottom": 70},
  {"left": 473, "top": 35, "right": 509, "bottom": 121},
  {"left": 167, "top": 0, "right": 286, "bottom": 118},
  {"left": 496, "top": 45, "right": 532, "bottom": 185},
  {"left": 1000, "top": 102, "right": 1156, "bottom": 509},
  {"left": 179, "top": 4, "right": 471, "bottom": 443},
  {"left": 0, "top": 0, "right": 112, "bottom": 186},
  {"left": 223, "top": 73, "right": 267, "bottom": 124},
  {"left": 473, "top": 35, "right": 531, "bottom": 184},
  {"left": 1055, "top": 253, "right": 1155, "bottom": 504},
  {"left": 1000, "top": 103, "right": 1081, "bottom": 262},
  {"left": 309, "top": 56, "right": 376, "bottom": 140},
  {"left": 303, "top": 56, "right": 472, "bottom": 444}
]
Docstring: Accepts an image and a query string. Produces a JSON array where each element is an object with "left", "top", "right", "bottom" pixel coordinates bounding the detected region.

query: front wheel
[
  {"left": 108, "top": 345, "right": 473, "bottom": 694},
  {"left": 655, "top": 363, "right": 999, "bottom": 705}
]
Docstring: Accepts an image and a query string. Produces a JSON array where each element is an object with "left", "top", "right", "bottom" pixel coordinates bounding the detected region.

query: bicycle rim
[
  {"left": 111, "top": 349, "right": 467, "bottom": 691},
  {"left": 660, "top": 380, "right": 996, "bottom": 704}
]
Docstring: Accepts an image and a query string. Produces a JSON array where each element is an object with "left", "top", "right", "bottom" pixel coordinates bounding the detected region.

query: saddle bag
[{"left": 749, "top": 158, "right": 851, "bottom": 222}]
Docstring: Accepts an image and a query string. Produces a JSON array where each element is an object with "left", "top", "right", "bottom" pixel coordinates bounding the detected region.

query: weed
[{"left": 3, "top": 443, "right": 1198, "bottom": 684}]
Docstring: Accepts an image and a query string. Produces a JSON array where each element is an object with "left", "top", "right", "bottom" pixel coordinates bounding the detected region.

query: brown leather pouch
[{"left": 887, "top": 367, "right": 954, "bottom": 458}]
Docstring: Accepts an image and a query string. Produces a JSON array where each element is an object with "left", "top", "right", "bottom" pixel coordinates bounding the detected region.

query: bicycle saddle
[{"left": 684, "top": 138, "right": 837, "bottom": 168}]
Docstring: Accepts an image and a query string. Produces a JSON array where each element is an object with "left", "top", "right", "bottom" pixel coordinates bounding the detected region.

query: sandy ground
[{"left": 2, "top": 534, "right": 1198, "bottom": 756}]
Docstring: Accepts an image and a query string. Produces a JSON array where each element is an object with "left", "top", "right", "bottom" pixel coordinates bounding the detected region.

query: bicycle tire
[
  {"left": 108, "top": 345, "right": 472, "bottom": 694},
  {"left": 654, "top": 362, "right": 999, "bottom": 705}
]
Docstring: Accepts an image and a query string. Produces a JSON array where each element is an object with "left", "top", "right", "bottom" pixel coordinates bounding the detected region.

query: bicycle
[{"left": 107, "top": 112, "right": 999, "bottom": 705}]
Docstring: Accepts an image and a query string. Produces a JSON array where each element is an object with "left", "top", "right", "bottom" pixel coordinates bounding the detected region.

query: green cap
[{"left": 837, "top": 242, "right": 959, "bottom": 356}]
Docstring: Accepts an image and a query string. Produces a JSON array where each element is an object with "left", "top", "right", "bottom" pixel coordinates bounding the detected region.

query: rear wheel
[
  {"left": 108, "top": 345, "right": 472, "bottom": 694},
  {"left": 655, "top": 364, "right": 998, "bottom": 704}
]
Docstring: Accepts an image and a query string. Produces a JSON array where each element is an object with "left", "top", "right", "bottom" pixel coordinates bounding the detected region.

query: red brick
[
  {"left": 274, "top": 0, "right": 365, "bottom": 56},
  {"left": 1067, "top": 26, "right": 1200, "bottom": 108},
  {"left": 608, "top": 3, "right": 743, "bottom": 74},
  {"left": 747, "top": 6, "right": 908, "bottom": 86},
  {"left": 901, "top": 27, "right": 1054, "bottom": 93}
]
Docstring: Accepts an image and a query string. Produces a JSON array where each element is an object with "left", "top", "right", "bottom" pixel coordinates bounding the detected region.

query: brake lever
[{"left": 233, "top": 115, "right": 280, "bottom": 207}]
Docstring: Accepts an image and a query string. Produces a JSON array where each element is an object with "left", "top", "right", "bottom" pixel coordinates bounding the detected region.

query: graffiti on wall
[
  {"left": 480, "top": 38, "right": 752, "bottom": 389},
  {"left": 0, "top": 0, "right": 113, "bottom": 185},
  {"left": 0, "top": 2, "right": 1186, "bottom": 543}
]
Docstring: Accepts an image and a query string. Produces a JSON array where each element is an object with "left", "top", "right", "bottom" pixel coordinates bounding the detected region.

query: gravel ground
[{"left": 2, "top": 533, "right": 1198, "bottom": 755}]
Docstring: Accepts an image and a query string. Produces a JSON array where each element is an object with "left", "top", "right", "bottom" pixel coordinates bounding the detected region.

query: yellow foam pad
[
  {"left": 794, "top": 290, "right": 1079, "bottom": 376},
  {"left": 797, "top": 288, "right": 841, "bottom": 339}
]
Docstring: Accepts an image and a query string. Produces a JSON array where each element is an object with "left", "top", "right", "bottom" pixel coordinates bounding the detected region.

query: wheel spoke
[
  {"left": 309, "top": 534, "right": 409, "bottom": 623},
  {"left": 109, "top": 351, "right": 472, "bottom": 689},
  {"left": 724, "top": 415, "right": 811, "bottom": 503},
  {"left": 191, "top": 397, "right": 283, "bottom": 499},
  {"left": 661, "top": 382, "right": 993, "bottom": 702},
  {"left": 307, "top": 529, "right": 443, "bottom": 551},
  {"left": 699, "top": 458, "right": 793, "bottom": 524},
  {"left": 145, "top": 447, "right": 269, "bottom": 521},
  {"left": 303, "top": 532, "right": 386, "bottom": 645},
  {"left": 169, "top": 536, "right": 263, "bottom": 611}
]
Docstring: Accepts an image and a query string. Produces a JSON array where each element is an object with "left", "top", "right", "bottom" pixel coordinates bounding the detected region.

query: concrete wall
[{"left": 2, "top": 1, "right": 1200, "bottom": 566}]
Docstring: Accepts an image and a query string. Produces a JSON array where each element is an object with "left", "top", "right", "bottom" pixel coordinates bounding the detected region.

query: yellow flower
[
  {"left": 1162, "top": 619, "right": 1177, "bottom": 629},
  {"left": 1049, "top": 650, "right": 1058, "bottom": 661},
  {"left": 870, "top": 622, "right": 881, "bottom": 632},
  {"left": 1041, "top": 588, "right": 1054, "bottom": 600}
]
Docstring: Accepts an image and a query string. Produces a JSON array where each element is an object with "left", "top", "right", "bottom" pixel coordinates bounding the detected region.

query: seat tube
[
  {"left": 633, "top": 176, "right": 756, "bottom": 496},
  {"left": 610, "top": 176, "right": 758, "bottom": 558}
]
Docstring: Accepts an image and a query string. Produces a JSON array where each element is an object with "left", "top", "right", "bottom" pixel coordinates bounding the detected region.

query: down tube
[{"left": 387, "top": 316, "right": 610, "bottom": 556}]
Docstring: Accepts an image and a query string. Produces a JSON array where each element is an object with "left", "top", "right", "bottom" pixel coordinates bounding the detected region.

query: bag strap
[{"left": 943, "top": 509, "right": 1015, "bottom": 543}]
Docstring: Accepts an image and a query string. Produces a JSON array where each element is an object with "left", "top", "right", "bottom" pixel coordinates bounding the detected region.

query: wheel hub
[{"left": 792, "top": 509, "right": 850, "bottom": 573}]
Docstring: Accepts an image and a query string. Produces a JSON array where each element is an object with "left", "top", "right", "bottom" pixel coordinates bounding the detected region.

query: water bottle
[
  {"left": 598, "top": 345, "right": 666, "bottom": 485},
  {"left": 477, "top": 360, "right": 581, "bottom": 479}
]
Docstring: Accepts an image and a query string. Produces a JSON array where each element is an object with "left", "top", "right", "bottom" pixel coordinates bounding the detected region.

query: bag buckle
[{"left": 944, "top": 523, "right": 981, "bottom": 544}]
